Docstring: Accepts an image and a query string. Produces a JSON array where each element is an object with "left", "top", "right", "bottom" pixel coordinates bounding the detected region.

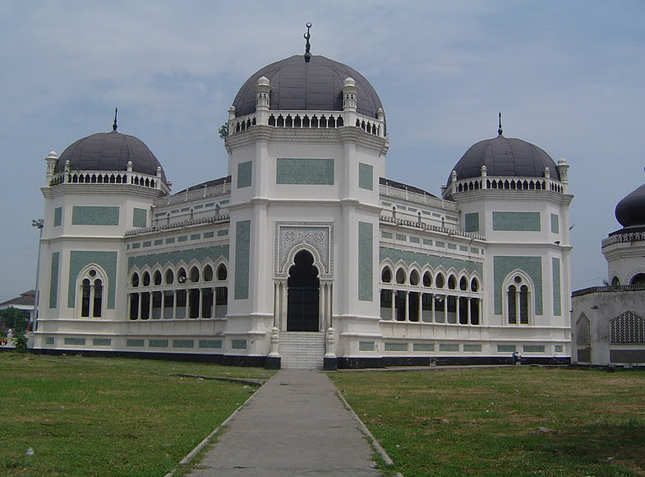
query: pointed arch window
[
  {"left": 506, "top": 275, "right": 531, "bottom": 325},
  {"left": 77, "top": 267, "right": 106, "bottom": 318}
]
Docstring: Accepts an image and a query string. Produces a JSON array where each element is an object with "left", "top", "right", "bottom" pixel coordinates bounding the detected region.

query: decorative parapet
[
  {"left": 125, "top": 214, "right": 230, "bottom": 237},
  {"left": 379, "top": 183, "right": 451, "bottom": 209},
  {"left": 602, "top": 231, "right": 645, "bottom": 248},
  {"left": 49, "top": 168, "right": 169, "bottom": 194},
  {"left": 153, "top": 181, "right": 230, "bottom": 207},
  {"left": 228, "top": 110, "right": 385, "bottom": 138},
  {"left": 449, "top": 175, "right": 565, "bottom": 196},
  {"left": 572, "top": 284, "right": 645, "bottom": 298},
  {"left": 379, "top": 215, "right": 485, "bottom": 241}
]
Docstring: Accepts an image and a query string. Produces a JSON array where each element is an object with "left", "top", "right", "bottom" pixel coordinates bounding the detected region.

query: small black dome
[
  {"left": 615, "top": 183, "right": 645, "bottom": 228},
  {"left": 232, "top": 55, "right": 383, "bottom": 119},
  {"left": 56, "top": 131, "right": 166, "bottom": 182},
  {"left": 448, "top": 134, "right": 559, "bottom": 185}
]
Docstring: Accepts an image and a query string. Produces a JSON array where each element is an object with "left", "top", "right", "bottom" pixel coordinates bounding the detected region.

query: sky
[{"left": 1, "top": 1, "right": 644, "bottom": 302}]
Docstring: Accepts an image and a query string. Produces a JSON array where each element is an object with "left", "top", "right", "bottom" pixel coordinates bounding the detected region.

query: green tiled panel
[
  {"left": 555, "top": 345, "right": 563, "bottom": 353},
  {"left": 132, "top": 243, "right": 141, "bottom": 249},
  {"left": 380, "top": 247, "right": 483, "bottom": 276},
  {"left": 199, "top": 340, "right": 222, "bottom": 349},
  {"left": 492, "top": 212, "right": 540, "bottom": 231},
  {"left": 358, "top": 163, "right": 373, "bottom": 190},
  {"left": 127, "top": 245, "right": 229, "bottom": 271},
  {"left": 497, "top": 345, "right": 516, "bottom": 353},
  {"left": 166, "top": 238, "right": 175, "bottom": 244},
  {"left": 127, "top": 339, "right": 145, "bottom": 347},
  {"left": 133, "top": 208, "right": 147, "bottom": 228},
  {"left": 237, "top": 161, "right": 252, "bottom": 188},
  {"left": 232, "top": 339, "right": 247, "bottom": 350},
  {"left": 463, "top": 344, "right": 482, "bottom": 352},
  {"left": 143, "top": 241, "right": 151, "bottom": 248},
  {"left": 195, "top": 204, "right": 203, "bottom": 210},
  {"left": 220, "top": 200, "right": 229, "bottom": 205},
  {"left": 45, "top": 337, "right": 55, "bottom": 345},
  {"left": 493, "top": 256, "right": 543, "bottom": 315},
  {"left": 413, "top": 343, "right": 434, "bottom": 352},
  {"left": 359, "top": 341, "right": 374, "bottom": 351},
  {"left": 358, "top": 222, "right": 373, "bottom": 301},
  {"left": 459, "top": 246, "right": 468, "bottom": 252},
  {"left": 93, "top": 338, "right": 111, "bottom": 346},
  {"left": 65, "top": 338, "right": 86, "bottom": 346},
  {"left": 276, "top": 158, "right": 334, "bottom": 185},
  {"left": 72, "top": 206, "right": 119, "bottom": 226},
  {"left": 552, "top": 257, "right": 561, "bottom": 316},
  {"left": 435, "top": 241, "right": 445, "bottom": 248},
  {"left": 154, "top": 239, "right": 163, "bottom": 246},
  {"left": 218, "top": 229, "right": 229, "bottom": 236},
  {"left": 446, "top": 216, "right": 458, "bottom": 222},
  {"left": 381, "top": 231, "right": 393, "bottom": 239},
  {"left": 396, "top": 234, "right": 406, "bottom": 241},
  {"left": 149, "top": 339, "right": 169, "bottom": 348},
  {"left": 439, "top": 344, "right": 459, "bottom": 352},
  {"left": 54, "top": 207, "right": 62, "bottom": 227},
  {"left": 448, "top": 244, "right": 457, "bottom": 250},
  {"left": 523, "top": 345, "right": 545, "bottom": 353},
  {"left": 384, "top": 342, "right": 408, "bottom": 352},
  {"left": 173, "top": 340, "right": 194, "bottom": 348},
  {"left": 551, "top": 214, "right": 560, "bottom": 234},
  {"left": 190, "top": 234, "right": 200, "bottom": 241},
  {"left": 234, "top": 220, "right": 251, "bottom": 300},
  {"left": 49, "top": 252, "right": 59, "bottom": 308},
  {"left": 68, "top": 251, "right": 118, "bottom": 309},
  {"left": 410, "top": 237, "right": 420, "bottom": 244},
  {"left": 205, "top": 202, "right": 215, "bottom": 208},
  {"left": 465, "top": 212, "right": 479, "bottom": 232},
  {"left": 423, "top": 239, "right": 432, "bottom": 245},
  {"left": 203, "top": 232, "right": 215, "bottom": 239},
  {"left": 178, "top": 236, "right": 188, "bottom": 242}
]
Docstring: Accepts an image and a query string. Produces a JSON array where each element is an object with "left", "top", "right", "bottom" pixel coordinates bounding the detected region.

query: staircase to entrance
[{"left": 279, "top": 332, "right": 326, "bottom": 370}]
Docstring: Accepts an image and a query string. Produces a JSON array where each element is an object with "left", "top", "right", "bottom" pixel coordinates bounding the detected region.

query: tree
[
  {"left": 218, "top": 123, "right": 228, "bottom": 139},
  {"left": 0, "top": 307, "right": 29, "bottom": 332}
]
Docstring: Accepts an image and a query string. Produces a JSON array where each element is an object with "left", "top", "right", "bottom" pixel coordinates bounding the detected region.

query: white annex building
[{"left": 33, "top": 38, "right": 573, "bottom": 369}]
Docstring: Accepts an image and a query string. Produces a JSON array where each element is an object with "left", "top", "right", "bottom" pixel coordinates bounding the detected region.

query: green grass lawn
[
  {"left": 330, "top": 366, "right": 645, "bottom": 477},
  {"left": 0, "top": 353, "right": 275, "bottom": 477}
]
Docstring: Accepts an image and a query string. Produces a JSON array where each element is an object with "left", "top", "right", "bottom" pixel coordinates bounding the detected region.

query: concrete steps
[{"left": 279, "top": 332, "right": 326, "bottom": 370}]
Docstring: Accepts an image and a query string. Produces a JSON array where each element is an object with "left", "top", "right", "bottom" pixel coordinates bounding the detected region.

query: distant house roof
[{"left": 0, "top": 290, "right": 35, "bottom": 310}]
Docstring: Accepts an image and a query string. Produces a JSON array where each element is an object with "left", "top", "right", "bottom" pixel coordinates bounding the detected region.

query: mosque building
[
  {"left": 33, "top": 30, "right": 573, "bottom": 369},
  {"left": 572, "top": 178, "right": 645, "bottom": 366}
]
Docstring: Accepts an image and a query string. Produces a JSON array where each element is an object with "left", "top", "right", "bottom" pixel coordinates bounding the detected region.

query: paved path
[{"left": 187, "top": 370, "right": 383, "bottom": 476}]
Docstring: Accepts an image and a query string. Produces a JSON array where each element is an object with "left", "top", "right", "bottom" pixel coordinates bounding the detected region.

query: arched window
[
  {"left": 142, "top": 271, "right": 150, "bottom": 287},
  {"left": 459, "top": 277, "right": 468, "bottom": 291},
  {"left": 190, "top": 266, "right": 200, "bottom": 283},
  {"left": 396, "top": 268, "right": 406, "bottom": 285},
  {"left": 131, "top": 273, "right": 139, "bottom": 287},
  {"left": 203, "top": 265, "right": 214, "bottom": 281},
  {"left": 165, "top": 269, "right": 174, "bottom": 285},
  {"left": 506, "top": 274, "right": 531, "bottom": 325},
  {"left": 423, "top": 271, "right": 432, "bottom": 287},
  {"left": 448, "top": 275, "right": 457, "bottom": 290},
  {"left": 436, "top": 273, "right": 445, "bottom": 288},
  {"left": 217, "top": 264, "right": 227, "bottom": 281},
  {"left": 77, "top": 266, "right": 107, "bottom": 318},
  {"left": 410, "top": 270, "right": 420, "bottom": 286},
  {"left": 471, "top": 278, "right": 479, "bottom": 292},
  {"left": 153, "top": 270, "right": 162, "bottom": 286},
  {"left": 382, "top": 267, "right": 392, "bottom": 283},
  {"left": 630, "top": 273, "right": 645, "bottom": 286}
]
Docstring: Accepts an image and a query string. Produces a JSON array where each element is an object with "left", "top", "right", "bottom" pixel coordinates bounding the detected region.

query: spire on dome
[
  {"left": 113, "top": 108, "right": 118, "bottom": 131},
  {"left": 304, "top": 22, "right": 312, "bottom": 63},
  {"left": 497, "top": 112, "right": 503, "bottom": 136}
]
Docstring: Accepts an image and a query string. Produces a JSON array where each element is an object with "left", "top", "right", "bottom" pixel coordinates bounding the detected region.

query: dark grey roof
[
  {"left": 173, "top": 176, "right": 232, "bottom": 195},
  {"left": 615, "top": 183, "right": 645, "bottom": 228},
  {"left": 0, "top": 290, "right": 35, "bottom": 309},
  {"left": 232, "top": 55, "right": 384, "bottom": 119},
  {"left": 380, "top": 177, "right": 438, "bottom": 199},
  {"left": 56, "top": 131, "right": 167, "bottom": 182},
  {"left": 448, "top": 134, "right": 559, "bottom": 185}
]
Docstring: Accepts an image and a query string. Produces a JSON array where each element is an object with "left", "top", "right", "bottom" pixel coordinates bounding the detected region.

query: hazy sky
[{"left": 1, "top": 1, "right": 644, "bottom": 301}]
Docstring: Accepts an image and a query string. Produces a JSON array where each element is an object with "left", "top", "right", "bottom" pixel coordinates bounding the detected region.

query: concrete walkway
[{"left": 186, "top": 370, "right": 384, "bottom": 476}]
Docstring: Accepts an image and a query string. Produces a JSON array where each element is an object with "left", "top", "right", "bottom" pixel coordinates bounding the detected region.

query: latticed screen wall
[{"left": 610, "top": 311, "right": 645, "bottom": 344}]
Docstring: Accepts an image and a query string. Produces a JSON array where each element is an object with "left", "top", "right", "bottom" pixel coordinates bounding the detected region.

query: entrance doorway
[{"left": 287, "top": 250, "right": 320, "bottom": 331}]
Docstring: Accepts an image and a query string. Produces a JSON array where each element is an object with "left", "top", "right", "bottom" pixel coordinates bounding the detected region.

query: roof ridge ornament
[
  {"left": 113, "top": 108, "right": 118, "bottom": 132},
  {"left": 304, "top": 22, "right": 312, "bottom": 63},
  {"left": 498, "top": 112, "right": 503, "bottom": 136}
]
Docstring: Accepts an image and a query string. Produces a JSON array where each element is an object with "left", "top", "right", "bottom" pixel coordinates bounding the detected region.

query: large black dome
[
  {"left": 56, "top": 131, "right": 166, "bottom": 182},
  {"left": 448, "top": 134, "right": 559, "bottom": 185},
  {"left": 615, "top": 183, "right": 645, "bottom": 228},
  {"left": 232, "top": 55, "right": 383, "bottom": 119}
]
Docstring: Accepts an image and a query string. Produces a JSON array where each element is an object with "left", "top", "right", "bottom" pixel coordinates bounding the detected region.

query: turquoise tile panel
[
  {"left": 276, "top": 158, "right": 334, "bottom": 185},
  {"left": 358, "top": 163, "right": 373, "bottom": 190},
  {"left": 523, "top": 345, "right": 545, "bottom": 353},
  {"left": 439, "top": 344, "right": 459, "bottom": 352},
  {"left": 235, "top": 220, "right": 251, "bottom": 300},
  {"left": 237, "top": 161, "right": 252, "bottom": 188},
  {"left": 49, "top": 252, "right": 59, "bottom": 308},
  {"left": 173, "top": 340, "right": 194, "bottom": 348},
  {"left": 551, "top": 214, "right": 560, "bottom": 234},
  {"left": 379, "top": 247, "right": 483, "bottom": 276},
  {"left": 127, "top": 245, "right": 229, "bottom": 271},
  {"left": 133, "top": 208, "right": 147, "bottom": 228},
  {"left": 203, "top": 232, "right": 215, "bottom": 239},
  {"left": 497, "top": 344, "right": 516, "bottom": 353},
  {"left": 410, "top": 237, "right": 420, "bottom": 244},
  {"left": 465, "top": 212, "right": 479, "bottom": 232},
  {"left": 127, "top": 339, "right": 145, "bottom": 347},
  {"left": 552, "top": 257, "right": 561, "bottom": 316},
  {"left": 381, "top": 231, "right": 392, "bottom": 239},
  {"left": 68, "top": 251, "right": 117, "bottom": 309},
  {"left": 463, "top": 344, "right": 482, "bottom": 352},
  {"left": 72, "top": 206, "right": 119, "bottom": 226},
  {"left": 149, "top": 339, "right": 169, "bottom": 348},
  {"left": 396, "top": 234, "right": 406, "bottom": 241},
  {"left": 54, "top": 207, "right": 62, "bottom": 227},
  {"left": 384, "top": 342, "right": 408, "bottom": 352},
  {"left": 413, "top": 343, "right": 434, "bottom": 352},
  {"left": 492, "top": 211, "right": 540, "bottom": 231},
  {"left": 45, "top": 337, "right": 55, "bottom": 345},
  {"left": 199, "top": 340, "right": 222, "bottom": 349},
  {"left": 93, "top": 338, "right": 111, "bottom": 346},
  {"left": 359, "top": 341, "right": 375, "bottom": 351},
  {"left": 493, "top": 256, "right": 542, "bottom": 315},
  {"left": 218, "top": 229, "right": 229, "bottom": 236},
  {"left": 190, "top": 234, "right": 201, "bottom": 241},
  {"left": 65, "top": 338, "right": 86, "bottom": 346},
  {"left": 232, "top": 339, "right": 247, "bottom": 350},
  {"left": 358, "top": 222, "right": 373, "bottom": 301}
]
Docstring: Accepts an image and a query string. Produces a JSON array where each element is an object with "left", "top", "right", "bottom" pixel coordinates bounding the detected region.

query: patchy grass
[
  {"left": 330, "top": 367, "right": 645, "bottom": 476},
  {"left": 0, "top": 353, "right": 275, "bottom": 476}
]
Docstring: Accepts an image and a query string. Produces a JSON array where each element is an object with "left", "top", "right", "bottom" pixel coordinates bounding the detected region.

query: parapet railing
[
  {"left": 602, "top": 231, "right": 645, "bottom": 248},
  {"left": 154, "top": 181, "right": 231, "bottom": 207},
  {"left": 125, "top": 214, "right": 230, "bottom": 237},
  {"left": 379, "top": 215, "right": 485, "bottom": 241}
]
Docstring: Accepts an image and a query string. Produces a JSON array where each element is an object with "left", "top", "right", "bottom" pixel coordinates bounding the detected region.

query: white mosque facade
[{"left": 33, "top": 48, "right": 573, "bottom": 369}]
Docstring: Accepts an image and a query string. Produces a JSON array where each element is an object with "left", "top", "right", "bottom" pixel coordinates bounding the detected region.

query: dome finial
[
  {"left": 113, "top": 108, "right": 118, "bottom": 132},
  {"left": 497, "top": 112, "right": 503, "bottom": 136},
  {"left": 304, "top": 22, "right": 312, "bottom": 63}
]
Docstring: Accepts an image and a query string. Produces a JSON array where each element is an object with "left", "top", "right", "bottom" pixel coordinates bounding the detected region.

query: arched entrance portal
[{"left": 287, "top": 250, "right": 320, "bottom": 331}]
